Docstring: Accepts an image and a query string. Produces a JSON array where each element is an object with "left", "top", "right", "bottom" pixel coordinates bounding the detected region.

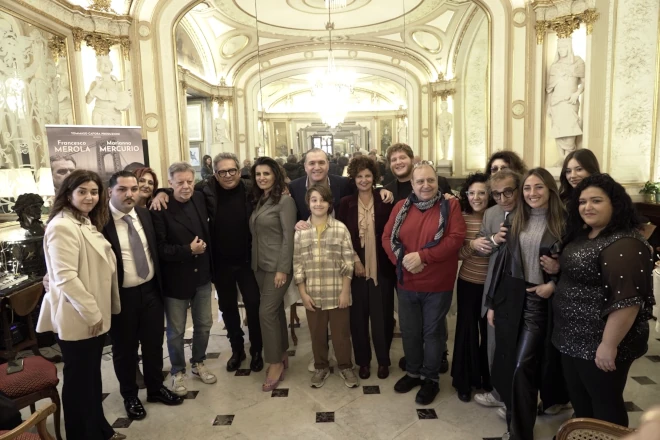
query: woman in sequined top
[{"left": 553, "top": 174, "right": 655, "bottom": 428}]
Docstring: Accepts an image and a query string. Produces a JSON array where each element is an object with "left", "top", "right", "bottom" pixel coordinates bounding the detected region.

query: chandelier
[
  {"left": 312, "top": 8, "right": 354, "bottom": 127},
  {"left": 325, "top": 0, "right": 347, "bottom": 9}
]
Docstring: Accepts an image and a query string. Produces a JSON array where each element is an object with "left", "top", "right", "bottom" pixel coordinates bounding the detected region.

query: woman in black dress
[{"left": 553, "top": 174, "right": 655, "bottom": 427}]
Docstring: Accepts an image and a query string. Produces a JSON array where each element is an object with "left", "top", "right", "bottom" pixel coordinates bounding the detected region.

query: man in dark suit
[
  {"left": 151, "top": 162, "right": 217, "bottom": 398},
  {"left": 104, "top": 171, "right": 183, "bottom": 421}
]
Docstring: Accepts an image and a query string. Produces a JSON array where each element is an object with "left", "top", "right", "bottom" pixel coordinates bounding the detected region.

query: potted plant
[{"left": 639, "top": 181, "right": 657, "bottom": 203}]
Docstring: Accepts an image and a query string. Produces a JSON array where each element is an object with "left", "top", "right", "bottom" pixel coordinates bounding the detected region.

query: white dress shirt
[{"left": 109, "top": 203, "right": 155, "bottom": 287}]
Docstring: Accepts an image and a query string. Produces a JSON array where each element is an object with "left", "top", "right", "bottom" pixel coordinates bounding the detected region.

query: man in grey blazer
[{"left": 473, "top": 169, "right": 521, "bottom": 409}]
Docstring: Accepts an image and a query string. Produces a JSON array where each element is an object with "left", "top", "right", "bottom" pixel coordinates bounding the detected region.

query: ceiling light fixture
[
  {"left": 325, "top": 0, "right": 347, "bottom": 10},
  {"left": 312, "top": 6, "right": 354, "bottom": 128}
]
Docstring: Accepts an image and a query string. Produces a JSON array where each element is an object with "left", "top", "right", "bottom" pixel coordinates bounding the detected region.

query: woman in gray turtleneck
[{"left": 485, "top": 168, "right": 569, "bottom": 440}]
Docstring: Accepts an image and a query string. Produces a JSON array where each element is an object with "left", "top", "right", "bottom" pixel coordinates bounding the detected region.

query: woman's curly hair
[
  {"left": 565, "top": 173, "right": 641, "bottom": 241},
  {"left": 347, "top": 155, "right": 380, "bottom": 184},
  {"left": 459, "top": 172, "right": 490, "bottom": 214}
]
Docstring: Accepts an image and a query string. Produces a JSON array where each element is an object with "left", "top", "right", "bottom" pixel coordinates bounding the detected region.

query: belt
[{"left": 122, "top": 278, "right": 157, "bottom": 294}]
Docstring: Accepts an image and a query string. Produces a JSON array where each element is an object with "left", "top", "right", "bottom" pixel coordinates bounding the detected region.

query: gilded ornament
[
  {"left": 581, "top": 9, "right": 600, "bottom": 35},
  {"left": 434, "top": 90, "right": 456, "bottom": 100},
  {"left": 88, "top": 0, "right": 114, "bottom": 13},
  {"left": 535, "top": 20, "right": 550, "bottom": 45},
  {"left": 48, "top": 36, "right": 67, "bottom": 61},
  {"left": 84, "top": 33, "right": 113, "bottom": 56},
  {"left": 119, "top": 36, "right": 130, "bottom": 60},
  {"left": 72, "top": 27, "right": 85, "bottom": 51},
  {"left": 552, "top": 15, "right": 581, "bottom": 39}
]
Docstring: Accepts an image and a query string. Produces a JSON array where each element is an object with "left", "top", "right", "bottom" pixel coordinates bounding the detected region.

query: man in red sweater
[{"left": 382, "top": 164, "right": 466, "bottom": 405}]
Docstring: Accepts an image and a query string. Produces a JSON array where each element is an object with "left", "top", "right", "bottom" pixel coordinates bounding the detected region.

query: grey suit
[
  {"left": 249, "top": 194, "right": 297, "bottom": 364},
  {"left": 476, "top": 204, "right": 508, "bottom": 401}
]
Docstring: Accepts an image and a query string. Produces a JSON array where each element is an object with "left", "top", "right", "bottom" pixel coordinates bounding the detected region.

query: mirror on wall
[{"left": 0, "top": 7, "right": 74, "bottom": 213}]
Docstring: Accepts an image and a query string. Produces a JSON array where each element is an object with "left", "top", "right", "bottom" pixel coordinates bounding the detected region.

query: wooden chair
[
  {"left": 556, "top": 418, "right": 636, "bottom": 440},
  {"left": 0, "top": 402, "right": 56, "bottom": 440},
  {"left": 0, "top": 358, "right": 61, "bottom": 440}
]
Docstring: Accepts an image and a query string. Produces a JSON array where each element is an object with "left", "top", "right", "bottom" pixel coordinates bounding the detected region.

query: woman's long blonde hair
[{"left": 511, "top": 167, "right": 565, "bottom": 241}]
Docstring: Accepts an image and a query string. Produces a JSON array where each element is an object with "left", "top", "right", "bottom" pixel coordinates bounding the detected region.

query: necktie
[{"left": 122, "top": 215, "right": 150, "bottom": 279}]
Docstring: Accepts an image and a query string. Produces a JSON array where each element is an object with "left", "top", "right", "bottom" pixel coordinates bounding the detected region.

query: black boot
[
  {"left": 250, "top": 352, "right": 264, "bottom": 372},
  {"left": 226, "top": 350, "right": 246, "bottom": 372}
]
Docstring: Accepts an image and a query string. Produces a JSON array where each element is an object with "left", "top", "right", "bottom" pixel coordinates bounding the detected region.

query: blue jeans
[
  {"left": 164, "top": 282, "right": 213, "bottom": 375},
  {"left": 398, "top": 289, "right": 452, "bottom": 382}
]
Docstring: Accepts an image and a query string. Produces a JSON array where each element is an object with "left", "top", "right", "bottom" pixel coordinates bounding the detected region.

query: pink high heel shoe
[{"left": 262, "top": 365, "right": 285, "bottom": 392}]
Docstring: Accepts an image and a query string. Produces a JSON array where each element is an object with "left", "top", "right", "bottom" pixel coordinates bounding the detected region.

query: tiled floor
[{"left": 22, "top": 303, "right": 660, "bottom": 440}]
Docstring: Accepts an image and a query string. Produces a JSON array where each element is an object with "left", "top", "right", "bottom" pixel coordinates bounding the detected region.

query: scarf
[
  {"left": 358, "top": 196, "right": 378, "bottom": 286},
  {"left": 390, "top": 192, "right": 448, "bottom": 284}
]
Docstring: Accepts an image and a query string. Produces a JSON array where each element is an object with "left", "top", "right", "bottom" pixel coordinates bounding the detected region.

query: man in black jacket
[
  {"left": 151, "top": 162, "right": 217, "bottom": 398},
  {"left": 105, "top": 171, "right": 183, "bottom": 421},
  {"left": 152, "top": 153, "right": 263, "bottom": 373}
]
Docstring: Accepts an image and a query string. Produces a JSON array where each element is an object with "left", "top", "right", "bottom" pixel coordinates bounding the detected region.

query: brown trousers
[{"left": 306, "top": 307, "right": 353, "bottom": 370}]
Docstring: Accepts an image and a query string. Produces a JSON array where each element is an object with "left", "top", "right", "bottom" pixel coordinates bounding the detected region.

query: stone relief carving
[
  {"left": 546, "top": 37, "right": 585, "bottom": 163},
  {"left": 437, "top": 101, "right": 452, "bottom": 161},
  {"left": 57, "top": 58, "right": 74, "bottom": 125},
  {"left": 397, "top": 116, "right": 408, "bottom": 144},
  {"left": 0, "top": 16, "right": 64, "bottom": 169},
  {"left": 85, "top": 55, "right": 131, "bottom": 125}
]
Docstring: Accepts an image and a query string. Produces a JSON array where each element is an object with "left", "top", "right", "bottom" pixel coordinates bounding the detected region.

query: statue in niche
[
  {"left": 397, "top": 116, "right": 408, "bottom": 144},
  {"left": 437, "top": 100, "right": 453, "bottom": 161},
  {"left": 12, "top": 193, "right": 45, "bottom": 237},
  {"left": 85, "top": 55, "right": 131, "bottom": 125},
  {"left": 213, "top": 104, "right": 232, "bottom": 144},
  {"left": 380, "top": 125, "right": 392, "bottom": 151},
  {"left": 546, "top": 37, "right": 585, "bottom": 162},
  {"left": 57, "top": 59, "right": 73, "bottom": 124}
]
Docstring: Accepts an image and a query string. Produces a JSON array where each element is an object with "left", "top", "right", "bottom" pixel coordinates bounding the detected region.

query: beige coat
[{"left": 37, "top": 210, "right": 120, "bottom": 341}]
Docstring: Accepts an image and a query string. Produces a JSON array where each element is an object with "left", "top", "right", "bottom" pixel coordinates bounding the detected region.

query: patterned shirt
[
  {"left": 458, "top": 211, "right": 489, "bottom": 284},
  {"left": 293, "top": 216, "right": 354, "bottom": 310}
]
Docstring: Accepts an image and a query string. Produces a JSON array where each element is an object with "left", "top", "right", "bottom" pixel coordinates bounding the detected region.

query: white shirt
[{"left": 109, "top": 203, "right": 155, "bottom": 288}]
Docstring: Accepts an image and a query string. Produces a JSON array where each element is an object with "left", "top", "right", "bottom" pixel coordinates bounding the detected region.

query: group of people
[{"left": 34, "top": 144, "right": 655, "bottom": 440}]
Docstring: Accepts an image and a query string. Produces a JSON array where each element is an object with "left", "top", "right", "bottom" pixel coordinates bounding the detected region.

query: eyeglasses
[
  {"left": 216, "top": 168, "right": 238, "bottom": 177},
  {"left": 492, "top": 187, "right": 517, "bottom": 200},
  {"left": 55, "top": 168, "right": 75, "bottom": 176},
  {"left": 467, "top": 191, "right": 488, "bottom": 198},
  {"left": 490, "top": 165, "right": 509, "bottom": 173}
]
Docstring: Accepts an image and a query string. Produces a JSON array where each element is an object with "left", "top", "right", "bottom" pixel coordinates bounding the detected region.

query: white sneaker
[
  {"left": 497, "top": 407, "right": 507, "bottom": 420},
  {"left": 192, "top": 361, "right": 217, "bottom": 384},
  {"left": 171, "top": 371, "right": 187, "bottom": 396},
  {"left": 475, "top": 392, "right": 505, "bottom": 408},
  {"left": 308, "top": 356, "right": 316, "bottom": 373},
  {"left": 501, "top": 432, "right": 510, "bottom": 440},
  {"left": 339, "top": 368, "right": 359, "bottom": 388}
]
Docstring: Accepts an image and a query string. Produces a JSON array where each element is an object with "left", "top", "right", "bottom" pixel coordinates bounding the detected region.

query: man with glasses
[
  {"left": 471, "top": 169, "right": 521, "bottom": 411},
  {"left": 151, "top": 153, "right": 263, "bottom": 374},
  {"left": 50, "top": 154, "right": 77, "bottom": 193}
]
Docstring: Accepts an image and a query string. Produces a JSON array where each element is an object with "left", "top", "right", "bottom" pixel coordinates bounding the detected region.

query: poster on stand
[{"left": 45, "top": 125, "right": 146, "bottom": 192}]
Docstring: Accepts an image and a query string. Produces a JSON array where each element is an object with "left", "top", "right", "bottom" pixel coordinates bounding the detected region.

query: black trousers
[
  {"left": 215, "top": 263, "right": 262, "bottom": 355},
  {"left": 509, "top": 291, "right": 548, "bottom": 440},
  {"left": 451, "top": 278, "right": 491, "bottom": 393},
  {"left": 58, "top": 334, "right": 115, "bottom": 440},
  {"left": 350, "top": 272, "right": 395, "bottom": 367},
  {"left": 561, "top": 353, "right": 632, "bottom": 427},
  {"left": 110, "top": 280, "right": 164, "bottom": 398}
]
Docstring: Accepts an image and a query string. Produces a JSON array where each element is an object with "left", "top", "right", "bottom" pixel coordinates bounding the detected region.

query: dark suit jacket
[
  {"left": 288, "top": 174, "right": 353, "bottom": 221},
  {"left": 102, "top": 205, "right": 162, "bottom": 292},
  {"left": 336, "top": 191, "right": 396, "bottom": 282},
  {"left": 384, "top": 175, "right": 452, "bottom": 203},
  {"left": 150, "top": 192, "right": 212, "bottom": 299}
]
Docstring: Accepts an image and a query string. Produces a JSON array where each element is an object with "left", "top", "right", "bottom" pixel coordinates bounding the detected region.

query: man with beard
[{"left": 385, "top": 143, "right": 452, "bottom": 374}]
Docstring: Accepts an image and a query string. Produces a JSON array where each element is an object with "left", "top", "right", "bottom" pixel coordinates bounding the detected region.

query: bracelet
[{"left": 490, "top": 234, "right": 499, "bottom": 246}]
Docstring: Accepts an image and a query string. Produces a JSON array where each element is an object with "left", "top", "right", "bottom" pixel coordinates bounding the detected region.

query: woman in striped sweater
[{"left": 451, "top": 173, "right": 493, "bottom": 402}]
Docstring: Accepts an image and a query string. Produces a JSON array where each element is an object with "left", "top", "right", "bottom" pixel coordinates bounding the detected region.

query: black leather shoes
[
  {"left": 394, "top": 375, "right": 423, "bottom": 393},
  {"left": 358, "top": 365, "right": 370, "bottom": 380},
  {"left": 457, "top": 391, "right": 471, "bottom": 403},
  {"left": 440, "top": 351, "right": 449, "bottom": 374},
  {"left": 124, "top": 396, "right": 147, "bottom": 420},
  {"left": 415, "top": 379, "right": 440, "bottom": 405},
  {"left": 146, "top": 386, "right": 184, "bottom": 406},
  {"left": 398, "top": 356, "right": 406, "bottom": 371},
  {"left": 227, "top": 350, "right": 246, "bottom": 372},
  {"left": 250, "top": 352, "right": 264, "bottom": 372},
  {"left": 377, "top": 366, "right": 389, "bottom": 379}
]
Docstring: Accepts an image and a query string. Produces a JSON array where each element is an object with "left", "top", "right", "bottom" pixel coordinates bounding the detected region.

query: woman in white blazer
[{"left": 37, "top": 170, "right": 124, "bottom": 440}]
